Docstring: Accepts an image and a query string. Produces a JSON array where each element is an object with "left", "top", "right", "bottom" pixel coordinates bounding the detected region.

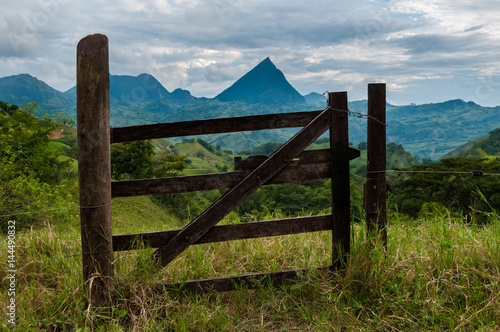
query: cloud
[
  {"left": 0, "top": 0, "right": 500, "bottom": 105},
  {"left": 388, "top": 33, "right": 483, "bottom": 55}
]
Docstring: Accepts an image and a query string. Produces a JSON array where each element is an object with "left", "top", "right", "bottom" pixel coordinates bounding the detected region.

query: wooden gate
[{"left": 77, "top": 34, "right": 386, "bottom": 304}]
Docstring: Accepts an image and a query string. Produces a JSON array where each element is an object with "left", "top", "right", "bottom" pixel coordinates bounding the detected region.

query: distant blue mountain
[
  {"left": 0, "top": 74, "right": 71, "bottom": 111},
  {"left": 1, "top": 63, "right": 499, "bottom": 159},
  {"left": 215, "top": 57, "right": 306, "bottom": 105},
  {"left": 64, "top": 73, "right": 196, "bottom": 105},
  {"left": 304, "top": 92, "right": 327, "bottom": 104}
]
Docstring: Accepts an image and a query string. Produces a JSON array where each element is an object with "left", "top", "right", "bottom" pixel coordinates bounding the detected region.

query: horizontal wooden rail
[
  {"left": 111, "top": 148, "right": 360, "bottom": 198},
  {"left": 235, "top": 148, "right": 360, "bottom": 170},
  {"left": 112, "top": 163, "right": 330, "bottom": 197},
  {"left": 111, "top": 110, "right": 323, "bottom": 143},
  {"left": 113, "top": 215, "right": 332, "bottom": 251},
  {"left": 162, "top": 266, "right": 334, "bottom": 294}
]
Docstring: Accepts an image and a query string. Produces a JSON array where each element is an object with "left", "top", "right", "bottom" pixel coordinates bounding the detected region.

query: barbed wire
[
  {"left": 328, "top": 106, "right": 389, "bottom": 127},
  {"left": 321, "top": 91, "right": 388, "bottom": 127},
  {"left": 0, "top": 103, "right": 496, "bottom": 269}
]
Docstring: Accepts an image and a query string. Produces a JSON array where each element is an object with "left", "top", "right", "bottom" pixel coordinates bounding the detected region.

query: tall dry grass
[{"left": 1, "top": 212, "right": 499, "bottom": 331}]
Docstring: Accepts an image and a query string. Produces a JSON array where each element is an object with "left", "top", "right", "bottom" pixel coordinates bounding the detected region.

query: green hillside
[
  {"left": 1, "top": 69, "right": 499, "bottom": 160},
  {"left": 111, "top": 196, "right": 177, "bottom": 235},
  {"left": 453, "top": 128, "right": 500, "bottom": 158},
  {"left": 0, "top": 74, "right": 71, "bottom": 113},
  {"left": 171, "top": 139, "right": 234, "bottom": 175},
  {"left": 442, "top": 134, "right": 489, "bottom": 158},
  {"left": 2, "top": 102, "right": 500, "bottom": 331}
]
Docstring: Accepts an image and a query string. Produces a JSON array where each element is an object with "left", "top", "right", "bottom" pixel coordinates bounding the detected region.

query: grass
[
  {"left": 111, "top": 196, "right": 178, "bottom": 235},
  {"left": 1, "top": 208, "right": 499, "bottom": 331}
]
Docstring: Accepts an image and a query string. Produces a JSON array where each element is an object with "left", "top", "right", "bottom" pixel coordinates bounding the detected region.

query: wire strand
[
  {"left": 0, "top": 202, "right": 113, "bottom": 219},
  {"left": 8, "top": 249, "right": 113, "bottom": 269},
  {"left": 389, "top": 220, "right": 500, "bottom": 228},
  {"left": 327, "top": 106, "right": 389, "bottom": 127},
  {"left": 5, "top": 219, "right": 499, "bottom": 270},
  {"left": 368, "top": 170, "right": 500, "bottom": 176}
]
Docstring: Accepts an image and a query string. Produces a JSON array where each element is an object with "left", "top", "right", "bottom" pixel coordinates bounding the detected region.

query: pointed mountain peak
[
  {"left": 215, "top": 57, "right": 305, "bottom": 105},
  {"left": 259, "top": 56, "right": 274, "bottom": 66}
]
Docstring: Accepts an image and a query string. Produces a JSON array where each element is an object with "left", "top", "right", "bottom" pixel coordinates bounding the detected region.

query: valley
[{"left": 0, "top": 58, "right": 498, "bottom": 160}]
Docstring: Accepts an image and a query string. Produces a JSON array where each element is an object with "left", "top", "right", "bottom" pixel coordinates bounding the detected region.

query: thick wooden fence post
[
  {"left": 365, "top": 83, "right": 387, "bottom": 244},
  {"left": 330, "top": 92, "right": 351, "bottom": 268},
  {"left": 77, "top": 33, "right": 114, "bottom": 305}
]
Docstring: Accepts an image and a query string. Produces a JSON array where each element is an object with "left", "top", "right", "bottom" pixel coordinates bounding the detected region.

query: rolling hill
[
  {"left": 0, "top": 59, "right": 499, "bottom": 159},
  {"left": 0, "top": 74, "right": 71, "bottom": 112},
  {"left": 445, "top": 128, "right": 500, "bottom": 158}
]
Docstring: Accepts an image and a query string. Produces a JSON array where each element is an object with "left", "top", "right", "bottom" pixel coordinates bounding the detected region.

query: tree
[
  {"left": 111, "top": 140, "right": 186, "bottom": 179},
  {"left": 391, "top": 157, "right": 500, "bottom": 222},
  {"left": 0, "top": 103, "right": 73, "bottom": 184},
  {"left": 154, "top": 153, "right": 186, "bottom": 178},
  {"left": 111, "top": 141, "right": 155, "bottom": 179},
  {"left": 0, "top": 103, "right": 78, "bottom": 228}
]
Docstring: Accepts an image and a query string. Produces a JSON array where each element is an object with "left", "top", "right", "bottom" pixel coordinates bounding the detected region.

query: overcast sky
[{"left": 1, "top": 0, "right": 500, "bottom": 106}]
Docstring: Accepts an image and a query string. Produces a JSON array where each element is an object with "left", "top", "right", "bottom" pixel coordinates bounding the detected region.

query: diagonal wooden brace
[{"left": 152, "top": 108, "right": 332, "bottom": 268}]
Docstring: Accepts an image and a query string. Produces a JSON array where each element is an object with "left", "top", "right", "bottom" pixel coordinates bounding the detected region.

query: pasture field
[{"left": 1, "top": 201, "right": 499, "bottom": 331}]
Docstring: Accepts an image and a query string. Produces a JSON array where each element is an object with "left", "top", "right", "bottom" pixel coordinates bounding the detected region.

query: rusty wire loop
[
  {"left": 327, "top": 106, "right": 388, "bottom": 127},
  {"left": 321, "top": 90, "right": 388, "bottom": 127}
]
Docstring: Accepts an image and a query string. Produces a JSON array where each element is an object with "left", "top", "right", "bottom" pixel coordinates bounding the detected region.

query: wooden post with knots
[{"left": 364, "top": 83, "right": 387, "bottom": 245}]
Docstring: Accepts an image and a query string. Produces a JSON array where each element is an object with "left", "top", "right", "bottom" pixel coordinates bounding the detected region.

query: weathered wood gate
[{"left": 77, "top": 34, "right": 386, "bottom": 305}]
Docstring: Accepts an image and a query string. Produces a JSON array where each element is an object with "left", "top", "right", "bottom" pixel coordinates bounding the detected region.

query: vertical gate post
[
  {"left": 77, "top": 34, "right": 114, "bottom": 305},
  {"left": 329, "top": 92, "right": 351, "bottom": 268},
  {"left": 365, "top": 83, "right": 387, "bottom": 244}
]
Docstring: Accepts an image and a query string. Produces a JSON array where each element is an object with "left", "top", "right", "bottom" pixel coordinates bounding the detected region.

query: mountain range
[{"left": 0, "top": 58, "right": 499, "bottom": 159}]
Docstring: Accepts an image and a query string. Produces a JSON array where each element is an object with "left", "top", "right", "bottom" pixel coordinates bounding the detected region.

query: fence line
[
  {"left": 1, "top": 105, "right": 495, "bottom": 219},
  {"left": 330, "top": 107, "right": 389, "bottom": 127},
  {"left": 391, "top": 220, "right": 500, "bottom": 228},
  {"left": 0, "top": 202, "right": 113, "bottom": 219},
  {"left": 368, "top": 170, "right": 500, "bottom": 176},
  {"left": 4, "top": 218, "right": 499, "bottom": 270},
  {"left": 7, "top": 249, "right": 113, "bottom": 269},
  {"left": 1, "top": 168, "right": 499, "bottom": 220}
]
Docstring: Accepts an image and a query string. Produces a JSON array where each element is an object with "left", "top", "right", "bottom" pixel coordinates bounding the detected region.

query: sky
[{"left": 1, "top": 0, "right": 500, "bottom": 106}]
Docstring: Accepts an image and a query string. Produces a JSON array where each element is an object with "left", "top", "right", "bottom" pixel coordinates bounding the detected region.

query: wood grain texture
[
  {"left": 112, "top": 148, "right": 360, "bottom": 197},
  {"left": 234, "top": 148, "right": 360, "bottom": 171},
  {"left": 365, "top": 83, "right": 387, "bottom": 244},
  {"left": 77, "top": 33, "right": 114, "bottom": 306},
  {"left": 113, "top": 215, "right": 332, "bottom": 251},
  {"left": 162, "top": 266, "right": 334, "bottom": 294},
  {"left": 111, "top": 110, "right": 323, "bottom": 143},
  {"left": 329, "top": 92, "right": 351, "bottom": 268}
]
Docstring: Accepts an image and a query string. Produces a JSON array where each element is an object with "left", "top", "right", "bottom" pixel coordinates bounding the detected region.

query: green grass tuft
[{"left": 1, "top": 210, "right": 499, "bottom": 331}]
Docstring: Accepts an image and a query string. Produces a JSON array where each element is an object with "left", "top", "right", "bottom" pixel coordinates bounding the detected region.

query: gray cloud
[
  {"left": 387, "top": 33, "right": 489, "bottom": 55},
  {"left": 1, "top": 0, "right": 500, "bottom": 105}
]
